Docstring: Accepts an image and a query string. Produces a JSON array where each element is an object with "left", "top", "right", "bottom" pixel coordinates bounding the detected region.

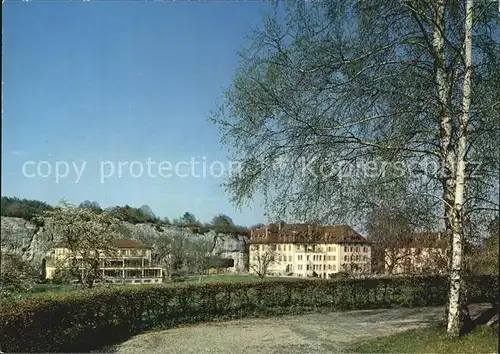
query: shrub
[
  {"left": 170, "top": 271, "right": 188, "bottom": 282},
  {"left": 52, "top": 267, "right": 78, "bottom": 285},
  {"left": 0, "top": 253, "right": 38, "bottom": 296},
  {"left": 0, "top": 275, "right": 496, "bottom": 353}
]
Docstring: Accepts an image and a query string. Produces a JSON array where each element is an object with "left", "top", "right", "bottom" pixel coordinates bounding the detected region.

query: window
[
  {"left": 350, "top": 247, "right": 353, "bottom": 252},
  {"left": 363, "top": 247, "right": 368, "bottom": 252},
  {"left": 332, "top": 255, "right": 336, "bottom": 261},
  {"left": 289, "top": 245, "right": 292, "bottom": 251},
  {"left": 344, "top": 256, "right": 348, "bottom": 261},
  {"left": 298, "top": 265, "right": 303, "bottom": 270},
  {"left": 323, "top": 265, "right": 326, "bottom": 270},
  {"left": 332, "top": 265, "right": 337, "bottom": 271},
  {"left": 356, "top": 247, "right": 360, "bottom": 252},
  {"left": 333, "top": 247, "right": 336, "bottom": 252},
  {"left": 327, "top": 246, "right": 332, "bottom": 252},
  {"left": 344, "top": 247, "right": 348, "bottom": 252},
  {"left": 298, "top": 255, "right": 303, "bottom": 261},
  {"left": 289, "top": 256, "right": 292, "bottom": 262},
  {"left": 307, "top": 255, "right": 310, "bottom": 261},
  {"left": 306, "top": 265, "right": 310, "bottom": 271},
  {"left": 328, "top": 265, "right": 332, "bottom": 270},
  {"left": 277, "top": 245, "right": 281, "bottom": 251}
]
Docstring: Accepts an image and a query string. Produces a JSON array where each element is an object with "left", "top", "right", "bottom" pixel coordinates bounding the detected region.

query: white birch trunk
[
  {"left": 431, "top": 0, "right": 456, "bottom": 232},
  {"left": 447, "top": 0, "right": 474, "bottom": 337}
]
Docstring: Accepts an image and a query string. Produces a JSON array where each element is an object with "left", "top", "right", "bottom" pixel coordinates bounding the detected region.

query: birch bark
[{"left": 447, "top": 0, "right": 474, "bottom": 337}]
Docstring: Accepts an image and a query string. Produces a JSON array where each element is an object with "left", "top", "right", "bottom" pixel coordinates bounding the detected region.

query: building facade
[
  {"left": 384, "top": 232, "right": 450, "bottom": 275},
  {"left": 249, "top": 223, "right": 371, "bottom": 278},
  {"left": 45, "top": 239, "right": 163, "bottom": 284}
]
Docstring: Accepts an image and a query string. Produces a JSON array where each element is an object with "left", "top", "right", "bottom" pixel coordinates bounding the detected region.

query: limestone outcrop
[{"left": 1, "top": 216, "right": 249, "bottom": 274}]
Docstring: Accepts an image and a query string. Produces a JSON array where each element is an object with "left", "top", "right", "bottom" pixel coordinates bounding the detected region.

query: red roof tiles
[{"left": 112, "top": 239, "right": 150, "bottom": 249}]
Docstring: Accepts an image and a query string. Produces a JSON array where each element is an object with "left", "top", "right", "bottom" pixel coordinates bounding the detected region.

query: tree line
[{"left": 0, "top": 196, "right": 250, "bottom": 236}]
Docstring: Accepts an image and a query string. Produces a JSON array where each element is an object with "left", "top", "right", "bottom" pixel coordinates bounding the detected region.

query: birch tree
[
  {"left": 447, "top": 0, "right": 474, "bottom": 335},
  {"left": 211, "top": 0, "right": 499, "bottom": 336}
]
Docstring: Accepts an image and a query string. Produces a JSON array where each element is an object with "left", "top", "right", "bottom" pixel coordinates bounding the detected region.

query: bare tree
[
  {"left": 79, "top": 200, "right": 103, "bottom": 213},
  {"left": 340, "top": 261, "right": 371, "bottom": 279},
  {"left": 365, "top": 208, "right": 415, "bottom": 274},
  {"left": 464, "top": 217, "right": 499, "bottom": 276},
  {"left": 152, "top": 230, "right": 213, "bottom": 277},
  {"left": 250, "top": 247, "right": 276, "bottom": 278},
  {"left": 43, "top": 201, "right": 121, "bottom": 288}
]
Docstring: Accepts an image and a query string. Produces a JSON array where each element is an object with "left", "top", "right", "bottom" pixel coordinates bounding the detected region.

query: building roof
[
  {"left": 410, "top": 232, "right": 449, "bottom": 248},
  {"left": 375, "top": 231, "right": 450, "bottom": 249},
  {"left": 112, "top": 239, "right": 150, "bottom": 249},
  {"left": 54, "top": 238, "right": 150, "bottom": 249},
  {"left": 250, "top": 223, "right": 369, "bottom": 244}
]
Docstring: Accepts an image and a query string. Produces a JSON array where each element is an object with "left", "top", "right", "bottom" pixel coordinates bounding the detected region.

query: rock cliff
[{"left": 1, "top": 216, "right": 249, "bottom": 274}]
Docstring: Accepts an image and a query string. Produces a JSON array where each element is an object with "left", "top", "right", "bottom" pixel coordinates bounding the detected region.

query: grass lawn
[
  {"left": 3, "top": 275, "right": 288, "bottom": 299},
  {"left": 2, "top": 283, "right": 79, "bottom": 299},
  {"left": 352, "top": 325, "right": 499, "bottom": 353},
  {"left": 183, "top": 275, "right": 287, "bottom": 283}
]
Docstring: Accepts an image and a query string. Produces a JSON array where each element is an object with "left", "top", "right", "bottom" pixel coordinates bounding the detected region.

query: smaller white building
[{"left": 46, "top": 239, "right": 163, "bottom": 284}]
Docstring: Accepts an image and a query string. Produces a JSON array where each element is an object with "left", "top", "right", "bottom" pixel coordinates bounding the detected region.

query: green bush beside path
[{"left": 0, "top": 275, "right": 497, "bottom": 353}]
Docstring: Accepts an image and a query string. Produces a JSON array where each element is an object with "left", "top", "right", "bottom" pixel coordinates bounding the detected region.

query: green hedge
[{"left": 0, "top": 275, "right": 497, "bottom": 353}]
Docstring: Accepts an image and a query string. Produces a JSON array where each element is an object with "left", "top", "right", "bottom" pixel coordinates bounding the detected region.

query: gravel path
[{"left": 102, "top": 307, "right": 445, "bottom": 353}]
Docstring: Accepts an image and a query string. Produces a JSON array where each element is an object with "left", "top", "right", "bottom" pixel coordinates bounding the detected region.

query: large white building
[
  {"left": 384, "top": 232, "right": 450, "bottom": 275},
  {"left": 249, "top": 223, "right": 371, "bottom": 278}
]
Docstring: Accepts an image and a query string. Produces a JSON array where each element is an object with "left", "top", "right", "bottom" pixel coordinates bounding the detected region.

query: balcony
[{"left": 102, "top": 267, "right": 163, "bottom": 281}]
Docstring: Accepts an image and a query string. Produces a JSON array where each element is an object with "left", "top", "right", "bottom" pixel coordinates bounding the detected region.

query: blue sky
[{"left": 2, "top": 1, "right": 274, "bottom": 226}]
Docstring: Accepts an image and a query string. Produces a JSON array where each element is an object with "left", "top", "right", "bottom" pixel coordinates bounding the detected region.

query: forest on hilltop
[{"left": 0, "top": 196, "right": 250, "bottom": 236}]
